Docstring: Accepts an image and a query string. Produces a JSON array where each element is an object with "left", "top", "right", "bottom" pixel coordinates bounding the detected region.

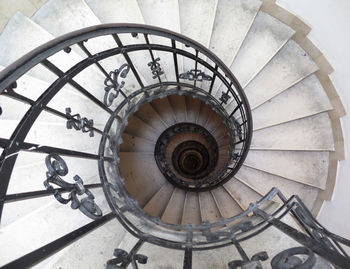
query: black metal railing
[{"left": 0, "top": 24, "right": 349, "bottom": 269}]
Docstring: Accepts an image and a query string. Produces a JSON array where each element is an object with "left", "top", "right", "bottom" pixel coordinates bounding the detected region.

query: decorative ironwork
[
  {"left": 65, "top": 107, "right": 94, "bottom": 137},
  {"left": 44, "top": 153, "right": 102, "bottom": 219},
  {"left": 271, "top": 247, "right": 316, "bottom": 269},
  {"left": 220, "top": 91, "right": 231, "bottom": 104},
  {"left": 228, "top": 252, "right": 268, "bottom": 269},
  {"left": 179, "top": 69, "right": 212, "bottom": 81},
  {"left": 148, "top": 57, "right": 164, "bottom": 79},
  {"left": 107, "top": 240, "right": 147, "bottom": 269},
  {"left": 104, "top": 63, "right": 130, "bottom": 107}
]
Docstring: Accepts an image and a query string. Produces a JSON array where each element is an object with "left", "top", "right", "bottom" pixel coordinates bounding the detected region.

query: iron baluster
[
  {"left": 112, "top": 34, "right": 145, "bottom": 89},
  {"left": 78, "top": 41, "right": 127, "bottom": 100},
  {"left": 144, "top": 33, "right": 163, "bottom": 83},
  {"left": 179, "top": 69, "right": 212, "bottom": 82},
  {"left": 44, "top": 153, "right": 103, "bottom": 219}
]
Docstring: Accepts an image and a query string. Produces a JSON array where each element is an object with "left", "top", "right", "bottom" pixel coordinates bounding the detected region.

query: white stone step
[
  {"left": 40, "top": 218, "right": 126, "bottom": 269},
  {"left": 32, "top": 0, "right": 149, "bottom": 91},
  {"left": 0, "top": 187, "right": 109, "bottom": 267},
  {"left": 244, "top": 150, "right": 329, "bottom": 189},
  {"left": 125, "top": 115, "right": 160, "bottom": 141},
  {"left": 209, "top": 0, "right": 262, "bottom": 66},
  {"left": 224, "top": 178, "right": 262, "bottom": 210},
  {"left": 240, "top": 40, "right": 319, "bottom": 109},
  {"left": 134, "top": 102, "right": 168, "bottom": 134},
  {"left": 136, "top": 0, "right": 182, "bottom": 81},
  {"left": 251, "top": 112, "right": 335, "bottom": 151},
  {"left": 120, "top": 133, "right": 155, "bottom": 152},
  {"left": 252, "top": 74, "right": 333, "bottom": 130},
  {"left": 119, "top": 152, "right": 166, "bottom": 207},
  {"left": 181, "top": 191, "right": 201, "bottom": 225},
  {"left": 185, "top": 95, "right": 201, "bottom": 123},
  {"left": 199, "top": 191, "right": 221, "bottom": 223},
  {"left": 230, "top": 11, "right": 295, "bottom": 88},
  {"left": 84, "top": 0, "right": 159, "bottom": 85},
  {"left": 143, "top": 181, "right": 174, "bottom": 218},
  {"left": 168, "top": 94, "right": 187, "bottom": 123},
  {"left": 179, "top": 0, "right": 218, "bottom": 73},
  {"left": 162, "top": 187, "right": 186, "bottom": 225},
  {"left": 0, "top": 12, "right": 103, "bottom": 91},
  {"left": 211, "top": 186, "right": 242, "bottom": 218},
  {"left": 236, "top": 165, "right": 319, "bottom": 209},
  {"left": 151, "top": 97, "right": 178, "bottom": 127}
]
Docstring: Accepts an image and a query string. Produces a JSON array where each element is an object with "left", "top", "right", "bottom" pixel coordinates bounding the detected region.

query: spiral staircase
[{"left": 0, "top": 0, "right": 349, "bottom": 268}]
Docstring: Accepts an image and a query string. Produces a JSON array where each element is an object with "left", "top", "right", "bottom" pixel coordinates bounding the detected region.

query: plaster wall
[{"left": 277, "top": 0, "right": 350, "bottom": 238}]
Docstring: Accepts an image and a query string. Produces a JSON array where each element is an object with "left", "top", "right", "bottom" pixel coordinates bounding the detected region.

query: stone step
[
  {"left": 120, "top": 133, "right": 155, "bottom": 152},
  {"left": 0, "top": 12, "right": 105, "bottom": 98},
  {"left": 168, "top": 94, "right": 187, "bottom": 123},
  {"left": 134, "top": 102, "right": 168, "bottom": 133},
  {"left": 124, "top": 115, "right": 160, "bottom": 142},
  {"left": 224, "top": 178, "right": 262, "bottom": 210},
  {"left": 179, "top": 0, "right": 218, "bottom": 73},
  {"left": 199, "top": 191, "right": 221, "bottom": 223},
  {"left": 40, "top": 218, "right": 126, "bottom": 269},
  {"left": 244, "top": 150, "right": 329, "bottom": 189},
  {"left": 229, "top": 11, "right": 295, "bottom": 88},
  {"left": 32, "top": 0, "right": 147, "bottom": 91},
  {"left": 252, "top": 74, "right": 333, "bottom": 130},
  {"left": 137, "top": 0, "right": 182, "bottom": 81},
  {"left": 211, "top": 186, "right": 242, "bottom": 218},
  {"left": 209, "top": 0, "right": 262, "bottom": 66},
  {"left": 251, "top": 112, "right": 335, "bottom": 151},
  {"left": 181, "top": 191, "right": 201, "bottom": 225},
  {"left": 150, "top": 97, "right": 178, "bottom": 127},
  {"left": 236, "top": 165, "right": 319, "bottom": 209},
  {"left": 242, "top": 40, "right": 319, "bottom": 109},
  {"left": 143, "top": 181, "right": 174, "bottom": 218},
  {"left": 119, "top": 152, "right": 165, "bottom": 207},
  {"left": 161, "top": 187, "right": 186, "bottom": 225},
  {"left": 0, "top": 187, "right": 109, "bottom": 267}
]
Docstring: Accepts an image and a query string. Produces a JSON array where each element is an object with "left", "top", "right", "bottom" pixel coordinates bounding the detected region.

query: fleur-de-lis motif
[
  {"left": 104, "top": 64, "right": 130, "bottom": 107},
  {"left": 65, "top": 107, "right": 94, "bottom": 137},
  {"left": 148, "top": 57, "right": 164, "bottom": 79},
  {"left": 219, "top": 91, "right": 231, "bottom": 104},
  {"left": 44, "top": 153, "right": 103, "bottom": 219},
  {"left": 179, "top": 69, "right": 212, "bottom": 81}
]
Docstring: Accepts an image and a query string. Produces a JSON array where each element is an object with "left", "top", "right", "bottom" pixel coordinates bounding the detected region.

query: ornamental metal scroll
[
  {"left": 65, "top": 107, "right": 94, "bottom": 137},
  {"left": 44, "top": 153, "right": 102, "bottom": 219},
  {"left": 104, "top": 63, "right": 130, "bottom": 107},
  {"left": 107, "top": 248, "right": 148, "bottom": 269},
  {"left": 148, "top": 57, "right": 164, "bottom": 79},
  {"left": 179, "top": 69, "right": 212, "bottom": 81}
]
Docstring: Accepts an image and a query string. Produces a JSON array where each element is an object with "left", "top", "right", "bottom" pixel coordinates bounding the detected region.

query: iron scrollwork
[
  {"left": 44, "top": 153, "right": 103, "bottom": 219},
  {"left": 219, "top": 91, "right": 231, "bottom": 105},
  {"left": 179, "top": 69, "right": 212, "bottom": 81},
  {"left": 271, "top": 247, "right": 316, "bottom": 269},
  {"left": 148, "top": 57, "right": 164, "bottom": 79},
  {"left": 107, "top": 248, "right": 148, "bottom": 269},
  {"left": 65, "top": 107, "right": 94, "bottom": 137},
  {"left": 104, "top": 64, "right": 130, "bottom": 107}
]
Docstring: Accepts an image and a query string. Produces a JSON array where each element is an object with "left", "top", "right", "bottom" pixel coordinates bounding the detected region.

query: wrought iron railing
[{"left": 0, "top": 24, "right": 349, "bottom": 269}]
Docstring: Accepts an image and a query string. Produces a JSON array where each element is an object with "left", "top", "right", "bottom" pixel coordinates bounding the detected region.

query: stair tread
[
  {"left": 119, "top": 152, "right": 166, "bottom": 207},
  {"left": 0, "top": 188, "right": 109, "bottom": 267},
  {"left": 230, "top": 11, "right": 295, "bottom": 88},
  {"left": 244, "top": 150, "right": 329, "bottom": 189},
  {"left": 252, "top": 74, "right": 333, "bottom": 130},
  {"left": 237, "top": 165, "right": 319, "bottom": 209},
  {"left": 120, "top": 133, "right": 155, "bottom": 152},
  {"left": 167, "top": 95, "right": 187, "bottom": 123},
  {"left": 209, "top": 0, "right": 262, "bottom": 66},
  {"left": 243, "top": 40, "right": 319, "bottom": 109},
  {"left": 150, "top": 97, "right": 178, "bottom": 126},
  {"left": 185, "top": 95, "right": 201, "bottom": 123},
  {"left": 124, "top": 115, "right": 160, "bottom": 141},
  {"left": 211, "top": 187, "right": 242, "bottom": 218},
  {"left": 181, "top": 191, "right": 201, "bottom": 225},
  {"left": 251, "top": 112, "right": 335, "bottom": 151},
  {"left": 143, "top": 182, "right": 174, "bottom": 218},
  {"left": 161, "top": 187, "right": 186, "bottom": 224},
  {"left": 134, "top": 102, "right": 168, "bottom": 133},
  {"left": 224, "top": 178, "right": 262, "bottom": 210},
  {"left": 199, "top": 191, "right": 221, "bottom": 223}
]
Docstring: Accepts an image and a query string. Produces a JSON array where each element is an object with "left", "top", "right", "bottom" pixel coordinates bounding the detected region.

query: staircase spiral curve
[{"left": 0, "top": 0, "right": 346, "bottom": 268}]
